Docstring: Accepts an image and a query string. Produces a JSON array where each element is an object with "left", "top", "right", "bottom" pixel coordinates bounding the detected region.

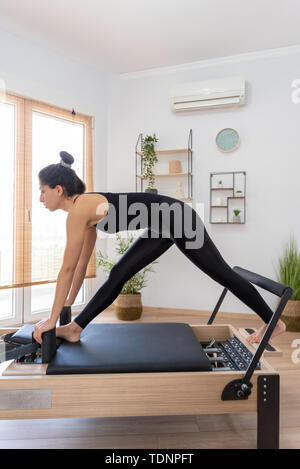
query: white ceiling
[{"left": 0, "top": 0, "right": 300, "bottom": 74}]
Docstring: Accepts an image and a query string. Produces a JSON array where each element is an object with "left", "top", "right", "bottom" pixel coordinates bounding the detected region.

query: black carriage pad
[{"left": 46, "top": 323, "right": 212, "bottom": 375}]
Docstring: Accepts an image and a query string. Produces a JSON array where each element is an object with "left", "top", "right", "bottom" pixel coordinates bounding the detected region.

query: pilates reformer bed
[{"left": 0, "top": 266, "right": 292, "bottom": 449}]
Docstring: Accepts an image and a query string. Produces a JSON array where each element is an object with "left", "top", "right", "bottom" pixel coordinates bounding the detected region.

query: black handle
[
  {"left": 41, "top": 328, "right": 57, "bottom": 363},
  {"left": 59, "top": 306, "right": 71, "bottom": 326},
  {"left": 233, "top": 266, "right": 290, "bottom": 297}
]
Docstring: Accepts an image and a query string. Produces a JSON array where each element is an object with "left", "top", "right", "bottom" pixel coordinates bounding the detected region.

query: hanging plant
[{"left": 141, "top": 134, "right": 158, "bottom": 190}]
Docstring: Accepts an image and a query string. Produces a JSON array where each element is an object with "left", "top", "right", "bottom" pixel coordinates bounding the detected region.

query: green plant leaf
[
  {"left": 141, "top": 134, "right": 158, "bottom": 189},
  {"left": 96, "top": 232, "right": 158, "bottom": 293},
  {"left": 276, "top": 235, "right": 300, "bottom": 300}
]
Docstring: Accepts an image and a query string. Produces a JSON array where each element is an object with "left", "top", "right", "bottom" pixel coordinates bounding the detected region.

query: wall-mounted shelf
[
  {"left": 210, "top": 171, "right": 246, "bottom": 224},
  {"left": 137, "top": 148, "right": 190, "bottom": 156},
  {"left": 135, "top": 130, "right": 193, "bottom": 200},
  {"left": 136, "top": 172, "right": 192, "bottom": 179},
  {"left": 211, "top": 187, "right": 234, "bottom": 191}
]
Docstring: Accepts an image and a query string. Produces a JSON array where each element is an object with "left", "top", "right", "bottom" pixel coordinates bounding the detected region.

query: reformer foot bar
[
  {"left": 207, "top": 265, "right": 292, "bottom": 448},
  {"left": 0, "top": 267, "right": 292, "bottom": 449}
]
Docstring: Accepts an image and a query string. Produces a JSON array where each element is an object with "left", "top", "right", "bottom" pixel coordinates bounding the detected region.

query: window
[
  {"left": 0, "top": 98, "right": 18, "bottom": 323},
  {"left": 0, "top": 93, "right": 95, "bottom": 326}
]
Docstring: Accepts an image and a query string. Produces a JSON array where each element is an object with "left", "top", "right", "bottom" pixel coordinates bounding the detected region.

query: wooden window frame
[{"left": 1, "top": 92, "right": 96, "bottom": 325}]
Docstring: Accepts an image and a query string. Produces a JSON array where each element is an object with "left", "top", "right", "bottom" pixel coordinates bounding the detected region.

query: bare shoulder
[{"left": 68, "top": 193, "right": 108, "bottom": 228}]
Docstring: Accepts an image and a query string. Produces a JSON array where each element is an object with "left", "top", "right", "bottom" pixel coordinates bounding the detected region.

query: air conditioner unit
[{"left": 170, "top": 76, "right": 245, "bottom": 112}]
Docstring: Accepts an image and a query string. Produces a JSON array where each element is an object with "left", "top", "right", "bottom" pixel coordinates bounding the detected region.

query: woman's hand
[{"left": 33, "top": 318, "right": 57, "bottom": 344}]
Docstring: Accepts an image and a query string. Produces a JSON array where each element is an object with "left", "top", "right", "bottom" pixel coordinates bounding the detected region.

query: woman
[{"left": 33, "top": 151, "right": 286, "bottom": 345}]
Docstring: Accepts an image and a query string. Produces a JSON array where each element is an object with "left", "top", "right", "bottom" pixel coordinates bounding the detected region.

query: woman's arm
[
  {"left": 65, "top": 226, "right": 98, "bottom": 306},
  {"left": 50, "top": 210, "right": 89, "bottom": 322},
  {"left": 34, "top": 203, "right": 91, "bottom": 343}
]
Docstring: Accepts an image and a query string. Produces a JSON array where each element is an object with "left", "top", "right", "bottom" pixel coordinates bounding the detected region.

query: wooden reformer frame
[{"left": 0, "top": 266, "right": 293, "bottom": 449}]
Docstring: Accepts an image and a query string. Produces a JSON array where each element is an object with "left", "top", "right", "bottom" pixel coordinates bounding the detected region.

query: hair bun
[{"left": 59, "top": 151, "right": 74, "bottom": 168}]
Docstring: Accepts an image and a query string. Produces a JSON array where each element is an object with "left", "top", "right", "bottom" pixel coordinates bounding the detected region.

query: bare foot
[
  {"left": 56, "top": 321, "right": 82, "bottom": 343},
  {"left": 246, "top": 319, "right": 286, "bottom": 344}
]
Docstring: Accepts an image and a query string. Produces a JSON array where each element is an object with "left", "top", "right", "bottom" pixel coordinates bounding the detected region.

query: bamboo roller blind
[{"left": 0, "top": 92, "right": 96, "bottom": 290}]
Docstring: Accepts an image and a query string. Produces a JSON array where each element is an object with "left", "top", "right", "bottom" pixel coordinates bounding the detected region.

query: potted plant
[
  {"left": 141, "top": 134, "right": 158, "bottom": 193},
  {"left": 96, "top": 233, "right": 158, "bottom": 320},
  {"left": 276, "top": 236, "right": 300, "bottom": 331},
  {"left": 232, "top": 209, "right": 241, "bottom": 223},
  {"left": 235, "top": 190, "right": 243, "bottom": 196},
  {"left": 218, "top": 180, "right": 223, "bottom": 188}
]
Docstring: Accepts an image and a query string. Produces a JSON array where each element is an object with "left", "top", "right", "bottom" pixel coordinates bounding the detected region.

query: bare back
[{"left": 69, "top": 192, "right": 109, "bottom": 229}]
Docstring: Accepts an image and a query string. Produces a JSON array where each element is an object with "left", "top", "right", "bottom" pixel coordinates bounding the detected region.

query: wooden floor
[{"left": 0, "top": 306, "right": 299, "bottom": 449}]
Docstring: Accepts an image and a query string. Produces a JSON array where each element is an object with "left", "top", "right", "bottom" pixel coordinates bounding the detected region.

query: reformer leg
[{"left": 257, "top": 374, "right": 280, "bottom": 449}]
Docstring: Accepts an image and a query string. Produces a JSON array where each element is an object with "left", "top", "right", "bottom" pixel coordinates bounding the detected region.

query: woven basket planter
[
  {"left": 113, "top": 293, "right": 143, "bottom": 321},
  {"left": 281, "top": 300, "right": 300, "bottom": 332}
]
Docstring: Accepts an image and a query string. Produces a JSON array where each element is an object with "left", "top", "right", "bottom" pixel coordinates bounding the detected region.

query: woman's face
[{"left": 39, "top": 184, "right": 63, "bottom": 211}]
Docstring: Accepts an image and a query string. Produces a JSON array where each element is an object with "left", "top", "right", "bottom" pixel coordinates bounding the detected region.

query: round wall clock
[{"left": 216, "top": 128, "right": 240, "bottom": 152}]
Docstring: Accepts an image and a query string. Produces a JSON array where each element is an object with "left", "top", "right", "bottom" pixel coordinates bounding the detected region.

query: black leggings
[{"left": 74, "top": 226, "right": 273, "bottom": 329}]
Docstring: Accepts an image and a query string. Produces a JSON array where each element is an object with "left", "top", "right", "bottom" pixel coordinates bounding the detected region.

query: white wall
[{"left": 107, "top": 50, "right": 300, "bottom": 316}]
